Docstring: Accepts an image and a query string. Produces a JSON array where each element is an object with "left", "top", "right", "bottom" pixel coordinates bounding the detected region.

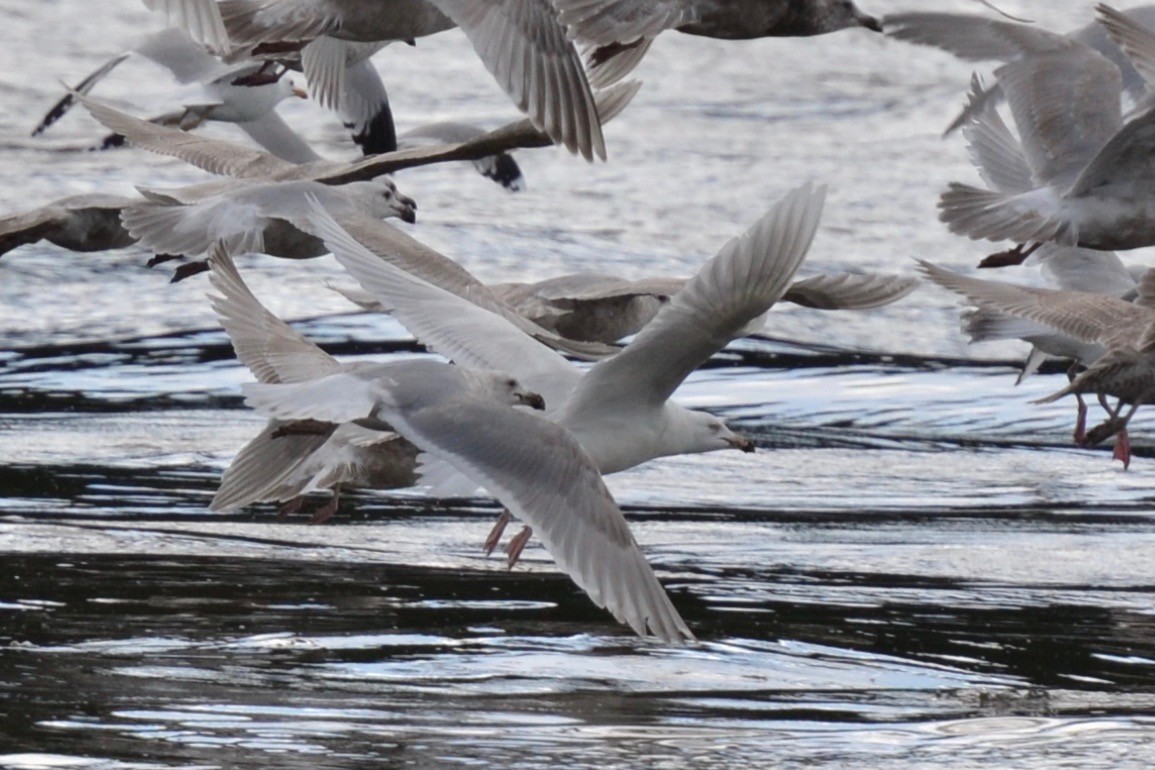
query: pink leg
[
  {"left": 484, "top": 510, "right": 511, "bottom": 556},
  {"left": 310, "top": 486, "right": 340, "bottom": 524},
  {"left": 1074, "top": 395, "right": 1088, "bottom": 445},
  {"left": 505, "top": 526, "right": 534, "bottom": 569},
  {"left": 1113, "top": 429, "right": 1132, "bottom": 471}
]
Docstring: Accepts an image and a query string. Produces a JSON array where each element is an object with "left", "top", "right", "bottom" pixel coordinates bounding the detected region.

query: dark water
[
  {"left": 5, "top": 0, "right": 1155, "bottom": 767},
  {"left": 5, "top": 328, "right": 1155, "bottom": 768}
]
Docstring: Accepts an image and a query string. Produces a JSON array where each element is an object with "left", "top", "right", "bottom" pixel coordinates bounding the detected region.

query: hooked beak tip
[
  {"left": 728, "top": 435, "right": 756, "bottom": 453},
  {"left": 863, "top": 15, "right": 882, "bottom": 32},
  {"left": 519, "top": 392, "right": 546, "bottom": 411},
  {"left": 401, "top": 207, "right": 417, "bottom": 224},
  {"left": 293, "top": 87, "right": 308, "bottom": 99}
]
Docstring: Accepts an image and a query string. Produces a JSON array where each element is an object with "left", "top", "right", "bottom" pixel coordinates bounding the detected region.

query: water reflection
[{"left": 5, "top": 552, "right": 1155, "bottom": 768}]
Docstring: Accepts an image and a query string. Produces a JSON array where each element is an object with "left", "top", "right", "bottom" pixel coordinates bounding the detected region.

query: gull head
[
  {"left": 279, "top": 76, "right": 308, "bottom": 101},
  {"left": 692, "top": 412, "right": 756, "bottom": 454},
  {"left": 814, "top": 0, "right": 882, "bottom": 34},
  {"left": 361, "top": 178, "right": 418, "bottom": 224},
  {"left": 467, "top": 369, "right": 546, "bottom": 411}
]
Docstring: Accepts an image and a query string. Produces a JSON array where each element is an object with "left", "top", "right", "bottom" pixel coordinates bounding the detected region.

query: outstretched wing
[{"left": 566, "top": 182, "right": 825, "bottom": 416}]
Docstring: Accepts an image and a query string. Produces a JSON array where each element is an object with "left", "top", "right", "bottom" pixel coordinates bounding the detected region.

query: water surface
[{"left": 3, "top": 1, "right": 1155, "bottom": 767}]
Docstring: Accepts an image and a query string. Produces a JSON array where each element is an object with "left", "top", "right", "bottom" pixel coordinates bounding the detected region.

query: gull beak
[
  {"left": 517, "top": 391, "right": 546, "bottom": 411},
  {"left": 292, "top": 86, "right": 308, "bottom": 99},
  {"left": 861, "top": 14, "right": 882, "bottom": 33},
  {"left": 397, "top": 192, "right": 418, "bottom": 224},
  {"left": 725, "top": 434, "right": 756, "bottom": 453}
]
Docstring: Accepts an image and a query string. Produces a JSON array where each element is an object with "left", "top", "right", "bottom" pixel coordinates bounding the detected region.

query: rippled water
[{"left": 4, "top": 0, "right": 1155, "bottom": 767}]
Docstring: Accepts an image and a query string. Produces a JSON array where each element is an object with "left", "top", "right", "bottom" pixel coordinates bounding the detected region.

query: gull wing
[
  {"left": 917, "top": 259, "right": 1147, "bottom": 345},
  {"left": 132, "top": 27, "right": 236, "bottom": 84},
  {"left": 565, "top": 182, "right": 825, "bottom": 413},
  {"left": 781, "top": 272, "right": 919, "bottom": 310},
  {"left": 994, "top": 48, "right": 1122, "bottom": 189},
  {"left": 236, "top": 112, "right": 324, "bottom": 164},
  {"left": 294, "top": 206, "right": 617, "bottom": 363},
  {"left": 391, "top": 395, "right": 694, "bottom": 642},
  {"left": 1066, "top": 100, "right": 1155, "bottom": 197},
  {"left": 883, "top": 11, "right": 1072, "bottom": 60},
  {"left": 959, "top": 74, "right": 1035, "bottom": 192},
  {"left": 0, "top": 194, "right": 137, "bottom": 256},
  {"left": 32, "top": 53, "right": 129, "bottom": 137},
  {"left": 1032, "top": 245, "right": 1137, "bottom": 295},
  {"left": 496, "top": 273, "right": 686, "bottom": 303},
  {"left": 557, "top": 0, "right": 691, "bottom": 48},
  {"left": 79, "top": 81, "right": 640, "bottom": 185},
  {"left": 306, "top": 200, "right": 582, "bottom": 409},
  {"left": 78, "top": 93, "right": 300, "bottom": 179},
  {"left": 143, "top": 0, "right": 231, "bottom": 52},
  {"left": 242, "top": 362, "right": 404, "bottom": 424},
  {"left": 207, "top": 245, "right": 342, "bottom": 383},
  {"left": 211, "top": 419, "right": 338, "bottom": 512},
  {"left": 300, "top": 37, "right": 398, "bottom": 154},
  {"left": 318, "top": 79, "right": 640, "bottom": 184},
  {"left": 431, "top": 0, "right": 606, "bottom": 160},
  {"left": 1096, "top": 4, "right": 1155, "bottom": 92}
]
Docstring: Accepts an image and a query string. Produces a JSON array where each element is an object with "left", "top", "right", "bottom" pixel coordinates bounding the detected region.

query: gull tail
[
  {"left": 217, "top": 0, "right": 335, "bottom": 46},
  {"left": 211, "top": 420, "right": 333, "bottom": 512},
  {"left": 938, "top": 182, "right": 1072, "bottom": 245},
  {"left": 121, "top": 197, "right": 264, "bottom": 257}
]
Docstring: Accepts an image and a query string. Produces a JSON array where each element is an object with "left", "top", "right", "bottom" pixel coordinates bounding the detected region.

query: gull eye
[
  {"left": 382, "top": 190, "right": 393, "bottom": 200},
  {"left": 506, "top": 378, "right": 517, "bottom": 388},
  {"left": 709, "top": 422, "right": 722, "bottom": 433}
]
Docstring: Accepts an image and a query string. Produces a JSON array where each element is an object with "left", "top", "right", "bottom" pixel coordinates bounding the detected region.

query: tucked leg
[
  {"left": 505, "top": 526, "right": 534, "bottom": 569},
  {"left": 310, "top": 485, "right": 340, "bottom": 524},
  {"left": 484, "top": 509, "right": 512, "bottom": 556},
  {"left": 977, "top": 242, "right": 1041, "bottom": 269},
  {"left": 146, "top": 253, "right": 181, "bottom": 268},
  {"left": 277, "top": 496, "right": 305, "bottom": 518},
  {"left": 171, "top": 260, "right": 209, "bottom": 282}
]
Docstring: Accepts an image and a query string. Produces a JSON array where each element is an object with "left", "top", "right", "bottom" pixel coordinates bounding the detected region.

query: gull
[
  {"left": 142, "top": 0, "right": 401, "bottom": 154},
  {"left": 342, "top": 269, "right": 918, "bottom": 344},
  {"left": 222, "top": 262, "right": 908, "bottom": 522},
  {"left": 120, "top": 176, "right": 417, "bottom": 279},
  {"left": 918, "top": 258, "right": 1155, "bottom": 467},
  {"left": 951, "top": 67, "right": 1155, "bottom": 291},
  {"left": 240, "top": 352, "right": 695, "bottom": 642},
  {"left": 487, "top": 270, "right": 919, "bottom": 343},
  {"left": 884, "top": 4, "right": 1155, "bottom": 135},
  {"left": 41, "top": 98, "right": 619, "bottom": 363},
  {"left": 119, "top": 161, "right": 616, "bottom": 361},
  {"left": 212, "top": 0, "right": 607, "bottom": 160},
  {"left": 954, "top": 243, "right": 1142, "bottom": 382},
  {"left": 934, "top": 6, "right": 1155, "bottom": 260},
  {"left": 75, "top": 79, "right": 638, "bottom": 187},
  {"left": 306, "top": 181, "right": 824, "bottom": 558},
  {"left": 557, "top": 0, "right": 881, "bottom": 88},
  {"left": 0, "top": 194, "right": 137, "bottom": 258},
  {"left": 205, "top": 245, "right": 418, "bottom": 519},
  {"left": 34, "top": 27, "right": 315, "bottom": 164}
]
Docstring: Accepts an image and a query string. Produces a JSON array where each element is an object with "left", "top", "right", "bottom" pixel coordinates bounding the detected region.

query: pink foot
[
  {"left": 1113, "top": 429, "right": 1132, "bottom": 470},
  {"left": 505, "top": 526, "right": 533, "bottom": 569},
  {"left": 484, "top": 510, "right": 511, "bottom": 556}
]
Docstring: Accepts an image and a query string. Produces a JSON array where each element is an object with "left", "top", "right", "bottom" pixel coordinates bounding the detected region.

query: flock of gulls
[{"left": 8, "top": 0, "right": 1155, "bottom": 641}]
